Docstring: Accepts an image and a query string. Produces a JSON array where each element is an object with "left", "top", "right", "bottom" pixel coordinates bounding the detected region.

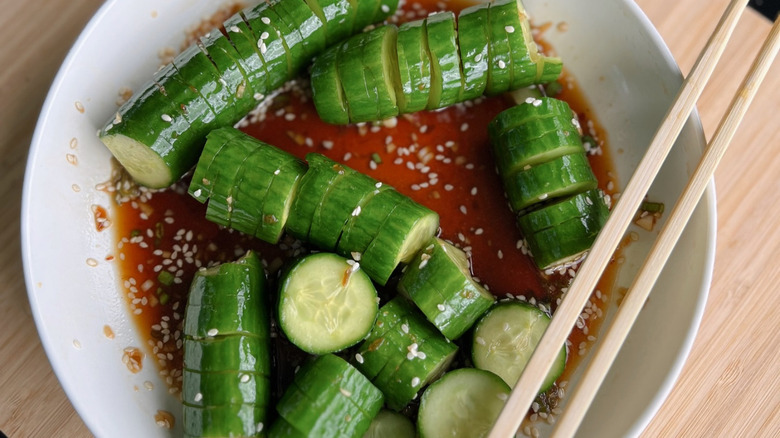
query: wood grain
[{"left": 0, "top": 0, "right": 776, "bottom": 437}]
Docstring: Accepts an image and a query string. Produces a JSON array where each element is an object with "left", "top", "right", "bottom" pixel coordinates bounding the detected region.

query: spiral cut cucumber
[
  {"left": 98, "top": 0, "right": 399, "bottom": 188},
  {"left": 181, "top": 250, "right": 271, "bottom": 438},
  {"left": 488, "top": 96, "right": 610, "bottom": 269},
  {"left": 189, "top": 127, "right": 439, "bottom": 285},
  {"left": 269, "top": 354, "right": 384, "bottom": 437},
  {"left": 310, "top": 0, "right": 562, "bottom": 124}
]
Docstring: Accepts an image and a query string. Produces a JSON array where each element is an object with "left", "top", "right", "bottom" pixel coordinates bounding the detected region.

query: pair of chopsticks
[{"left": 488, "top": 0, "right": 780, "bottom": 436}]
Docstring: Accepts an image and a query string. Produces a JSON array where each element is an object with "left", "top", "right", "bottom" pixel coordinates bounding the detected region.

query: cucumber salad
[{"left": 100, "top": 0, "right": 619, "bottom": 436}]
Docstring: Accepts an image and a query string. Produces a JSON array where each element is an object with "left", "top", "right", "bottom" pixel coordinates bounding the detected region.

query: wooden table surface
[{"left": 0, "top": 0, "right": 777, "bottom": 436}]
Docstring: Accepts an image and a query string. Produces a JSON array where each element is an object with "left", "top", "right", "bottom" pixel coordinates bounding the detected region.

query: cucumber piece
[
  {"left": 398, "top": 237, "right": 495, "bottom": 340},
  {"left": 243, "top": 4, "right": 292, "bottom": 90},
  {"left": 502, "top": 152, "right": 598, "bottom": 212},
  {"left": 182, "top": 369, "right": 270, "bottom": 408},
  {"left": 490, "top": 119, "right": 585, "bottom": 176},
  {"left": 488, "top": 0, "right": 536, "bottom": 88},
  {"left": 360, "top": 196, "right": 440, "bottom": 285},
  {"left": 183, "top": 251, "right": 269, "bottom": 339},
  {"left": 223, "top": 12, "right": 272, "bottom": 95},
  {"left": 251, "top": 2, "right": 306, "bottom": 75},
  {"left": 523, "top": 203, "right": 610, "bottom": 269},
  {"left": 456, "top": 3, "right": 490, "bottom": 101},
  {"left": 198, "top": 29, "right": 258, "bottom": 116},
  {"left": 471, "top": 302, "right": 567, "bottom": 391},
  {"left": 253, "top": 153, "right": 308, "bottom": 244},
  {"left": 182, "top": 251, "right": 270, "bottom": 438},
  {"left": 351, "top": 298, "right": 411, "bottom": 380},
  {"left": 269, "top": 418, "right": 307, "bottom": 438},
  {"left": 335, "top": 35, "right": 378, "bottom": 123},
  {"left": 310, "top": 165, "right": 380, "bottom": 252},
  {"left": 278, "top": 253, "right": 379, "bottom": 354},
  {"left": 202, "top": 132, "right": 260, "bottom": 228},
  {"left": 305, "top": 0, "right": 355, "bottom": 45},
  {"left": 538, "top": 56, "right": 564, "bottom": 83},
  {"left": 363, "top": 410, "right": 415, "bottom": 438},
  {"left": 335, "top": 184, "right": 402, "bottom": 258},
  {"left": 488, "top": 96, "right": 575, "bottom": 138},
  {"left": 188, "top": 127, "right": 244, "bottom": 203},
  {"left": 310, "top": 46, "right": 350, "bottom": 124},
  {"left": 424, "top": 12, "right": 462, "bottom": 109},
  {"left": 172, "top": 44, "right": 237, "bottom": 125},
  {"left": 275, "top": 354, "right": 384, "bottom": 437},
  {"left": 183, "top": 403, "right": 266, "bottom": 438},
  {"left": 334, "top": 25, "right": 399, "bottom": 123},
  {"left": 417, "top": 368, "right": 510, "bottom": 438},
  {"left": 285, "top": 153, "right": 346, "bottom": 241},
  {"left": 517, "top": 188, "right": 608, "bottom": 234},
  {"left": 99, "top": 82, "right": 188, "bottom": 188},
  {"left": 395, "top": 19, "right": 432, "bottom": 113},
  {"left": 271, "top": 0, "right": 326, "bottom": 62},
  {"left": 183, "top": 335, "right": 270, "bottom": 375},
  {"left": 484, "top": 2, "right": 512, "bottom": 95},
  {"left": 354, "top": 298, "right": 458, "bottom": 411}
]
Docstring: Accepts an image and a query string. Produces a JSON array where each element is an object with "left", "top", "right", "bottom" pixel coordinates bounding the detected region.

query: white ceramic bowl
[{"left": 21, "top": 0, "right": 715, "bottom": 436}]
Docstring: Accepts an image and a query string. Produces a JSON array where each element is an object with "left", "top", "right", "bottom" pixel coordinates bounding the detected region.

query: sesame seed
[
  {"left": 339, "top": 388, "right": 352, "bottom": 397},
  {"left": 355, "top": 353, "right": 364, "bottom": 363},
  {"left": 437, "top": 304, "right": 446, "bottom": 311},
  {"left": 411, "top": 377, "right": 421, "bottom": 387},
  {"left": 194, "top": 392, "right": 203, "bottom": 402},
  {"left": 505, "top": 25, "right": 515, "bottom": 33},
  {"left": 207, "top": 328, "right": 218, "bottom": 337},
  {"left": 262, "top": 16, "right": 271, "bottom": 24},
  {"left": 444, "top": 184, "right": 454, "bottom": 191},
  {"left": 498, "top": 60, "right": 506, "bottom": 68},
  {"left": 161, "top": 114, "right": 172, "bottom": 122},
  {"left": 459, "top": 205, "right": 468, "bottom": 214}
]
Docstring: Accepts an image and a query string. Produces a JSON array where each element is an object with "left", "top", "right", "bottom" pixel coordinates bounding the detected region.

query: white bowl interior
[{"left": 21, "top": 0, "right": 714, "bottom": 437}]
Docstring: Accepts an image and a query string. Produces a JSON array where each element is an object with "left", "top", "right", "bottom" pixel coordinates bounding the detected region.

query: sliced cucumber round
[
  {"left": 417, "top": 368, "right": 510, "bottom": 438},
  {"left": 278, "top": 253, "right": 378, "bottom": 354},
  {"left": 488, "top": 96, "right": 575, "bottom": 138},
  {"left": 363, "top": 410, "right": 415, "bottom": 438},
  {"left": 456, "top": 3, "right": 490, "bottom": 101},
  {"left": 523, "top": 205, "right": 609, "bottom": 269},
  {"left": 516, "top": 188, "right": 608, "bottom": 235},
  {"left": 396, "top": 19, "right": 432, "bottom": 113},
  {"left": 424, "top": 11, "right": 462, "bottom": 109},
  {"left": 471, "top": 301, "right": 566, "bottom": 391}
]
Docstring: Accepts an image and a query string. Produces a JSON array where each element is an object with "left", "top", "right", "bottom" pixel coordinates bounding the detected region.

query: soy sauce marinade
[{"left": 106, "top": 0, "right": 620, "bottom": 423}]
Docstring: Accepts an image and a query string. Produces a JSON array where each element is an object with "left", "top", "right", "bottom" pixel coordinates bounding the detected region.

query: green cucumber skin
[
  {"left": 491, "top": 0, "right": 535, "bottom": 88},
  {"left": 275, "top": 354, "right": 384, "bottom": 437},
  {"left": 398, "top": 238, "right": 495, "bottom": 340},
  {"left": 490, "top": 116, "right": 585, "bottom": 176},
  {"left": 272, "top": 0, "right": 327, "bottom": 63},
  {"left": 183, "top": 403, "right": 267, "bottom": 438},
  {"left": 202, "top": 133, "right": 260, "bottom": 227},
  {"left": 336, "top": 31, "right": 382, "bottom": 123},
  {"left": 183, "top": 335, "right": 270, "bottom": 376},
  {"left": 523, "top": 202, "right": 610, "bottom": 269},
  {"left": 243, "top": 4, "right": 296, "bottom": 87},
  {"left": 395, "top": 19, "right": 432, "bottom": 113},
  {"left": 517, "top": 188, "right": 608, "bottom": 234},
  {"left": 173, "top": 44, "right": 237, "bottom": 124},
  {"left": 182, "top": 251, "right": 270, "bottom": 438},
  {"left": 471, "top": 302, "right": 567, "bottom": 391},
  {"left": 360, "top": 197, "right": 440, "bottom": 286},
  {"left": 488, "top": 97, "right": 575, "bottom": 138},
  {"left": 484, "top": 2, "right": 512, "bottom": 96},
  {"left": 183, "top": 369, "right": 271, "bottom": 408},
  {"left": 223, "top": 13, "right": 272, "bottom": 95},
  {"left": 456, "top": 3, "right": 490, "bottom": 101},
  {"left": 285, "top": 153, "right": 347, "bottom": 242},
  {"left": 305, "top": 0, "right": 355, "bottom": 46},
  {"left": 310, "top": 48, "right": 351, "bottom": 124},
  {"left": 354, "top": 298, "right": 458, "bottom": 411},
  {"left": 188, "top": 127, "right": 244, "bottom": 203},
  {"left": 199, "top": 30, "right": 258, "bottom": 116},
  {"left": 417, "top": 368, "right": 510, "bottom": 438},
  {"left": 335, "top": 185, "right": 403, "bottom": 258},
  {"left": 502, "top": 152, "right": 598, "bottom": 212},
  {"left": 424, "top": 11, "right": 462, "bottom": 109},
  {"left": 184, "top": 253, "right": 269, "bottom": 339},
  {"left": 309, "top": 166, "right": 379, "bottom": 252},
  {"left": 253, "top": 156, "right": 308, "bottom": 244},
  {"left": 268, "top": 418, "right": 307, "bottom": 438}
]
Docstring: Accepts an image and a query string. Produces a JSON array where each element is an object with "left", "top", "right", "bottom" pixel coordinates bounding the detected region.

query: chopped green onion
[
  {"left": 157, "top": 271, "right": 175, "bottom": 286},
  {"left": 641, "top": 201, "right": 665, "bottom": 214},
  {"left": 371, "top": 153, "right": 382, "bottom": 164},
  {"left": 544, "top": 80, "right": 563, "bottom": 97}
]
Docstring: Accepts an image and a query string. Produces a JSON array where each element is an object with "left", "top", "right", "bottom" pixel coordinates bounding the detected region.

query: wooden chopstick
[
  {"left": 551, "top": 14, "right": 780, "bottom": 437},
  {"left": 487, "top": 0, "right": 750, "bottom": 436}
]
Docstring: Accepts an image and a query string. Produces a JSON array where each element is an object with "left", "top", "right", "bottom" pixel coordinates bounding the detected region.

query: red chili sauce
[{"left": 106, "top": 0, "right": 621, "bottom": 418}]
